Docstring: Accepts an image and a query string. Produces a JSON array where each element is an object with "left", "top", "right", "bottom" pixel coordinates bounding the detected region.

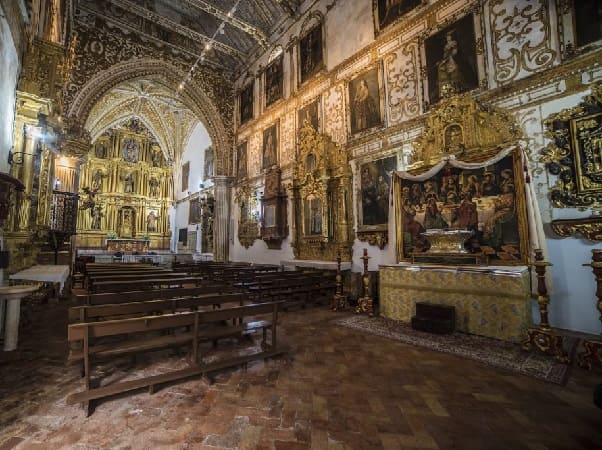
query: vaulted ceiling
[
  {"left": 75, "top": 0, "right": 301, "bottom": 76},
  {"left": 86, "top": 79, "right": 199, "bottom": 160}
]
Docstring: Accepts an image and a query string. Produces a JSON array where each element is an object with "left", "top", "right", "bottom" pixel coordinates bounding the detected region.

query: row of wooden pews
[{"left": 68, "top": 262, "right": 289, "bottom": 415}]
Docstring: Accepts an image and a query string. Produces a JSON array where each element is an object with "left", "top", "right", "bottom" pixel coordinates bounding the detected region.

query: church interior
[{"left": 0, "top": 0, "right": 601, "bottom": 448}]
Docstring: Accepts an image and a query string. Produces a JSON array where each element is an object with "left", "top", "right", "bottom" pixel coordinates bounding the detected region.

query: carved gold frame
[{"left": 541, "top": 84, "right": 602, "bottom": 211}]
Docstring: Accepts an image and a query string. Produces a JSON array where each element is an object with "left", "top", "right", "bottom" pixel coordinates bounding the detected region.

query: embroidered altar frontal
[{"left": 379, "top": 264, "right": 531, "bottom": 343}]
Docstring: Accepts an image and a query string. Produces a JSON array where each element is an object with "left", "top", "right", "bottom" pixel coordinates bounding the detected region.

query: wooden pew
[
  {"left": 74, "top": 284, "right": 235, "bottom": 306},
  {"left": 66, "top": 301, "right": 285, "bottom": 415},
  {"left": 90, "top": 276, "right": 201, "bottom": 293},
  {"left": 69, "top": 291, "right": 245, "bottom": 322}
]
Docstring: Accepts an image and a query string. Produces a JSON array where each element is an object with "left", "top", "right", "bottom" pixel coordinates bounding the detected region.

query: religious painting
[
  {"left": 397, "top": 152, "right": 528, "bottom": 264},
  {"left": 349, "top": 67, "right": 382, "bottom": 135},
  {"left": 299, "top": 24, "right": 324, "bottom": 83},
  {"left": 237, "top": 141, "right": 248, "bottom": 179},
  {"left": 122, "top": 137, "right": 139, "bottom": 162},
  {"left": 239, "top": 82, "right": 254, "bottom": 125},
  {"left": 359, "top": 156, "right": 396, "bottom": 226},
  {"left": 298, "top": 99, "right": 319, "bottom": 131},
  {"left": 374, "top": 0, "right": 422, "bottom": 33},
  {"left": 304, "top": 195, "right": 323, "bottom": 235},
  {"left": 204, "top": 146, "right": 214, "bottom": 181},
  {"left": 574, "top": 0, "right": 602, "bottom": 47},
  {"left": 146, "top": 209, "right": 158, "bottom": 233},
  {"left": 425, "top": 14, "right": 479, "bottom": 106},
  {"left": 182, "top": 161, "right": 190, "bottom": 192},
  {"left": 262, "top": 123, "right": 278, "bottom": 169},
  {"left": 264, "top": 205, "right": 276, "bottom": 227},
  {"left": 189, "top": 198, "right": 201, "bottom": 224},
  {"left": 265, "top": 55, "right": 283, "bottom": 107}
]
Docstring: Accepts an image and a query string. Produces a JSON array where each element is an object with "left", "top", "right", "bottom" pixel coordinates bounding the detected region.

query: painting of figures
[
  {"left": 239, "top": 82, "right": 254, "bottom": 125},
  {"left": 375, "top": 0, "right": 422, "bottom": 32},
  {"left": 298, "top": 99, "right": 319, "bottom": 131},
  {"left": 360, "top": 156, "right": 396, "bottom": 226},
  {"left": 237, "top": 141, "right": 248, "bottom": 179},
  {"left": 349, "top": 68, "right": 382, "bottom": 135},
  {"left": 425, "top": 14, "right": 479, "bottom": 105},
  {"left": 299, "top": 25, "right": 324, "bottom": 83},
  {"left": 262, "top": 123, "right": 278, "bottom": 169},
  {"left": 398, "top": 153, "right": 527, "bottom": 263},
  {"left": 265, "top": 55, "right": 283, "bottom": 106}
]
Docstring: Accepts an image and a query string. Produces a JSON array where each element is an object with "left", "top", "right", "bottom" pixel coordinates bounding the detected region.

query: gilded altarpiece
[
  {"left": 76, "top": 121, "right": 172, "bottom": 250},
  {"left": 236, "top": 184, "right": 260, "bottom": 249},
  {"left": 381, "top": 93, "right": 532, "bottom": 343},
  {"left": 291, "top": 124, "right": 353, "bottom": 261}
]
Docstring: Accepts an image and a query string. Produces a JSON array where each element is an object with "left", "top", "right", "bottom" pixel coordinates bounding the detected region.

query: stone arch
[{"left": 66, "top": 58, "right": 233, "bottom": 175}]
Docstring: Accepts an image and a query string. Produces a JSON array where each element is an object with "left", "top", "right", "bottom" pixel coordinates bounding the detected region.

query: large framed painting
[
  {"left": 298, "top": 98, "right": 320, "bottom": 131},
  {"left": 424, "top": 13, "right": 479, "bottom": 105},
  {"left": 189, "top": 199, "right": 201, "bottom": 224},
  {"left": 237, "top": 141, "right": 248, "bottom": 179},
  {"left": 348, "top": 67, "right": 383, "bottom": 135},
  {"left": 359, "top": 156, "right": 396, "bottom": 227},
  {"left": 374, "top": 0, "right": 422, "bottom": 33},
  {"left": 396, "top": 151, "right": 529, "bottom": 264},
  {"left": 265, "top": 55, "right": 283, "bottom": 107},
  {"left": 262, "top": 123, "right": 278, "bottom": 169},
  {"left": 573, "top": 0, "right": 602, "bottom": 47},
  {"left": 239, "top": 82, "right": 254, "bottom": 125},
  {"left": 181, "top": 161, "right": 190, "bottom": 192},
  {"left": 299, "top": 24, "right": 324, "bottom": 83}
]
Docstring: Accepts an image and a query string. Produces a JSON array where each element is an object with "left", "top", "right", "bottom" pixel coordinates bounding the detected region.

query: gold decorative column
[
  {"left": 578, "top": 250, "right": 602, "bottom": 370},
  {"left": 522, "top": 249, "right": 569, "bottom": 364}
]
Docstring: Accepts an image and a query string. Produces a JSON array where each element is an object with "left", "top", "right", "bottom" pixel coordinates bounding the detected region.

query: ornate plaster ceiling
[
  {"left": 86, "top": 78, "right": 198, "bottom": 159},
  {"left": 75, "top": 0, "right": 301, "bottom": 75}
]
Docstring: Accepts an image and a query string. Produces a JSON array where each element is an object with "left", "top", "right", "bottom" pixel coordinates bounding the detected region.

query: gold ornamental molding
[
  {"left": 550, "top": 216, "right": 602, "bottom": 242},
  {"left": 356, "top": 229, "right": 388, "bottom": 250},
  {"left": 410, "top": 91, "right": 522, "bottom": 168},
  {"left": 540, "top": 84, "right": 602, "bottom": 211}
]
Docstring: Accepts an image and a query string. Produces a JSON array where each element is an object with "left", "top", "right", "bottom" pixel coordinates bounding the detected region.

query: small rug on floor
[{"left": 334, "top": 315, "right": 578, "bottom": 385}]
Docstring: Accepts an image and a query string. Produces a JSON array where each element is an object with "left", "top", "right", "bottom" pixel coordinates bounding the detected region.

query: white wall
[
  {"left": 0, "top": 8, "right": 21, "bottom": 175},
  {"left": 172, "top": 122, "right": 212, "bottom": 251}
]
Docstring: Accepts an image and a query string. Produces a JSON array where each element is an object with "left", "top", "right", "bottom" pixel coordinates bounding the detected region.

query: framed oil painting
[
  {"left": 181, "top": 161, "right": 189, "bottom": 192},
  {"left": 348, "top": 67, "right": 383, "bottom": 135},
  {"left": 265, "top": 55, "right": 283, "bottom": 107},
  {"left": 237, "top": 141, "right": 248, "bottom": 179},
  {"left": 262, "top": 123, "right": 278, "bottom": 169},
  {"left": 396, "top": 151, "right": 529, "bottom": 264},
  {"left": 299, "top": 24, "right": 324, "bottom": 83},
  {"left": 359, "top": 156, "right": 396, "bottom": 227},
  {"left": 239, "top": 82, "right": 254, "bottom": 125},
  {"left": 424, "top": 14, "right": 479, "bottom": 106},
  {"left": 298, "top": 98, "right": 320, "bottom": 131},
  {"left": 374, "top": 0, "right": 422, "bottom": 33},
  {"left": 189, "top": 199, "right": 201, "bottom": 224}
]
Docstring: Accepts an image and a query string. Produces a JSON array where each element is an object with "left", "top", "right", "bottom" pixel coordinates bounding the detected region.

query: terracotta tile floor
[{"left": 1, "top": 300, "right": 601, "bottom": 450}]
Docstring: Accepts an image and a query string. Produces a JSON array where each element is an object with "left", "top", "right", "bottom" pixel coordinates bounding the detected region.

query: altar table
[
  {"left": 106, "top": 239, "right": 150, "bottom": 253},
  {"left": 9, "top": 265, "right": 70, "bottom": 295},
  {"left": 379, "top": 263, "right": 531, "bottom": 342}
]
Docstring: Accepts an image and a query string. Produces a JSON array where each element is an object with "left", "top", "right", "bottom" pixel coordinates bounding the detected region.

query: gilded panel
[
  {"left": 280, "top": 111, "right": 296, "bottom": 166},
  {"left": 383, "top": 42, "right": 421, "bottom": 126},
  {"left": 487, "top": 0, "right": 557, "bottom": 85},
  {"left": 324, "top": 83, "right": 347, "bottom": 145}
]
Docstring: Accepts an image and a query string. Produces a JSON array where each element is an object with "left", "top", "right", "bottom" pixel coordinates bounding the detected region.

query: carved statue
[
  {"left": 123, "top": 172, "right": 135, "bottom": 193},
  {"left": 80, "top": 187, "right": 98, "bottom": 211},
  {"left": 149, "top": 177, "right": 160, "bottom": 197},
  {"left": 146, "top": 210, "right": 158, "bottom": 232},
  {"left": 91, "top": 205, "right": 103, "bottom": 230}
]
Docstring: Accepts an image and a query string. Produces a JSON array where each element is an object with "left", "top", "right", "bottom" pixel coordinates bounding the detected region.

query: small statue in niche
[
  {"left": 92, "top": 169, "right": 104, "bottom": 191},
  {"left": 151, "top": 148, "right": 162, "bottom": 167},
  {"left": 80, "top": 187, "right": 98, "bottom": 211},
  {"left": 91, "top": 205, "right": 103, "bottom": 230},
  {"left": 149, "top": 177, "right": 160, "bottom": 197},
  {"left": 123, "top": 172, "right": 135, "bottom": 193},
  {"left": 146, "top": 210, "right": 158, "bottom": 232},
  {"left": 95, "top": 142, "right": 107, "bottom": 159}
]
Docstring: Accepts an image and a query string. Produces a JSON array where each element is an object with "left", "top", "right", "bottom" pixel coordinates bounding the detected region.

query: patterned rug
[{"left": 334, "top": 315, "right": 578, "bottom": 385}]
